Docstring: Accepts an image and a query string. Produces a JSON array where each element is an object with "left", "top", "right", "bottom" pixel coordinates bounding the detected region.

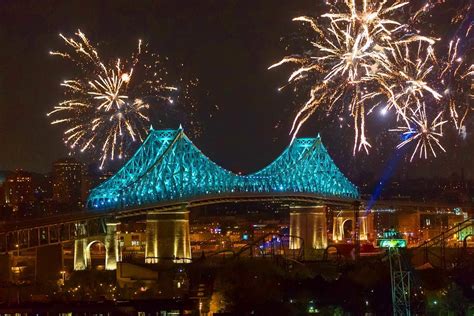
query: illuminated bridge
[
  {"left": 87, "top": 127, "right": 359, "bottom": 210},
  {"left": 1, "top": 127, "right": 363, "bottom": 273},
  {"left": 83, "top": 127, "right": 359, "bottom": 267},
  {"left": 2, "top": 127, "right": 472, "bottom": 279}
]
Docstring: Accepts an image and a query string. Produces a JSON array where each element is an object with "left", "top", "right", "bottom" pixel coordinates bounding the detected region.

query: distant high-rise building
[
  {"left": 3, "top": 169, "right": 34, "bottom": 208},
  {"left": 32, "top": 173, "right": 52, "bottom": 202},
  {"left": 80, "top": 164, "right": 112, "bottom": 203},
  {"left": 99, "top": 170, "right": 115, "bottom": 183},
  {"left": 52, "top": 158, "right": 84, "bottom": 206}
]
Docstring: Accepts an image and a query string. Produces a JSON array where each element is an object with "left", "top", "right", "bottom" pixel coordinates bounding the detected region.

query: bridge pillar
[
  {"left": 105, "top": 222, "right": 119, "bottom": 270},
  {"left": 333, "top": 216, "right": 345, "bottom": 242},
  {"left": 333, "top": 210, "right": 357, "bottom": 242},
  {"left": 359, "top": 215, "right": 368, "bottom": 241},
  {"left": 289, "top": 206, "right": 327, "bottom": 260},
  {"left": 145, "top": 219, "right": 158, "bottom": 263},
  {"left": 73, "top": 223, "right": 88, "bottom": 271},
  {"left": 74, "top": 238, "right": 88, "bottom": 270},
  {"left": 145, "top": 209, "right": 191, "bottom": 264},
  {"left": 332, "top": 210, "right": 373, "bottom": 242}
]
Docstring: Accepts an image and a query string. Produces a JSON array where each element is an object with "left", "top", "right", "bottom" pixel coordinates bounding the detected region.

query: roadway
[
  {"left": 1, "top": 191, "right": 471, "bottom": 234},
  {"left": 1, "top": 191, "right": 358, "bottom": 233}
]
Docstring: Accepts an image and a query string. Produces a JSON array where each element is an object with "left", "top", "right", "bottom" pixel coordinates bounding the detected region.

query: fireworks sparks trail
[
  {"left": 439, "top": 21, "right": 473, "bottom": 131},
  {"left": 366, "top": 40, "right": 440, "bottom": 119},
  {"left": 270, "top": 0, "right": 473, "bottom": 161},
  {"left": 391, "top": 104, "right": 447, "bottom": 162},
  {"left": 48, "top": 30, "right": 177, "bottom": 168}
]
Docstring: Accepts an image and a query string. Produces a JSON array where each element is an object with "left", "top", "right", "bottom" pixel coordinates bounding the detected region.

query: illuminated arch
[
  {"left": 85, "top": 240, "right": 106, "bottom": 269},
  {"left": 342, "top": 219, "right": 354, "bottom": 239}
]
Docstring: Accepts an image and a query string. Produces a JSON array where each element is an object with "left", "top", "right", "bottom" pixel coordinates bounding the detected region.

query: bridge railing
[{"left": 0, "top": 216, "right": 109, "bottom": 254}]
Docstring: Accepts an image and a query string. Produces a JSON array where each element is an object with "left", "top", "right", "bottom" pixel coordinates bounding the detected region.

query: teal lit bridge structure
[
  {"left": 3, "top": 127, "right": 471, "bottom": 274},
  {"left": 87, "top": 127, "right": 359, "bottom": 211}
]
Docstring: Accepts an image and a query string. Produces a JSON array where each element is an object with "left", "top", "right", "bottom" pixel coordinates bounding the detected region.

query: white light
[
  {"left": 121, "top": 73, "right": 130, "bottom": 82},
  {"left": 460, "top": 126, "right": 467, "bottom": 140},
  {"left": 380, "top": 107, "right": 388, "bottom": 116}
]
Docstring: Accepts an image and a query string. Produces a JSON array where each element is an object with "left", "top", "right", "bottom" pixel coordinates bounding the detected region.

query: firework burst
[
  {"left": 48, "top": 30, "right": 176, "bottom": 168},
  {"left": 270, "top": 0, "right": 470, "bottom": 161},
  {"left": 390, "top": 104, "right": 447, "bottom": 161},
  {"left": 269, "top": 0, "right": 435, "bottom": 154}
]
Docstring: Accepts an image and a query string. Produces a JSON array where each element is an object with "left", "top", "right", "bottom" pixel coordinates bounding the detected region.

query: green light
[
  {"left": 378, "top": 239, "right": 407, "bottom": 248},
  {"left": 383, "top": 229, "right": 402, "bottom": 239},
  {"left": 308, "top": 306, "right": 319, "bottom": 314},
  {"left": 87, "top": 128, "right": 359, "bottom": 210}
]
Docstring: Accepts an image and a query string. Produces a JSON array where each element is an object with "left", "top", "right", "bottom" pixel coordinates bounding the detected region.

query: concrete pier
[
  {"left": 73, "top": 221, "right": 119, "bottom": 270},
  {"left": 145, "top": 209, "right": 191, "bottom": 264},
  {"left": 332, "top": 210, "right": 371, "bottom": 242},
  {"left": 105, "top": 222, "right": 119, "bottom": 270},
  {"left": 289, "top": 206, "right": 328, "bottom": 260},
  {"left": 74, "top": 238, "right": 88, "bottom": 271}
]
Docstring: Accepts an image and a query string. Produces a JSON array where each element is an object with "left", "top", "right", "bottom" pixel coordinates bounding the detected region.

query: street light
[{"left": 60, "top": 270, "right": 66, "bottom": 286}]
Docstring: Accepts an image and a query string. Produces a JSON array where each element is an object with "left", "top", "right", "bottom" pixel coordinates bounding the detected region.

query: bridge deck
[{"left": 1, "top": 192, "right": 358, "bottom": 234}]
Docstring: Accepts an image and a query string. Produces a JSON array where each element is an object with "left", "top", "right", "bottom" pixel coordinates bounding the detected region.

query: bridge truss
[
  {"left": 0, "top": 214, "right": 108, "bottom": 253},
  {"left": 87, "top": 127, "right": 358, "bottom": 211}
]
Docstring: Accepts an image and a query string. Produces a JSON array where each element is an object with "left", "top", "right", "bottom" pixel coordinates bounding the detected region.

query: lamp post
[{"left": 60, "top": 270, "right": 66, "bottom": 286}]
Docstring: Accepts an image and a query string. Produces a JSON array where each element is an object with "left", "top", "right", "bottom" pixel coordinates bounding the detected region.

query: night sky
[{"left": 0, "top": 0, "right": 472, "bottom": 183}]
